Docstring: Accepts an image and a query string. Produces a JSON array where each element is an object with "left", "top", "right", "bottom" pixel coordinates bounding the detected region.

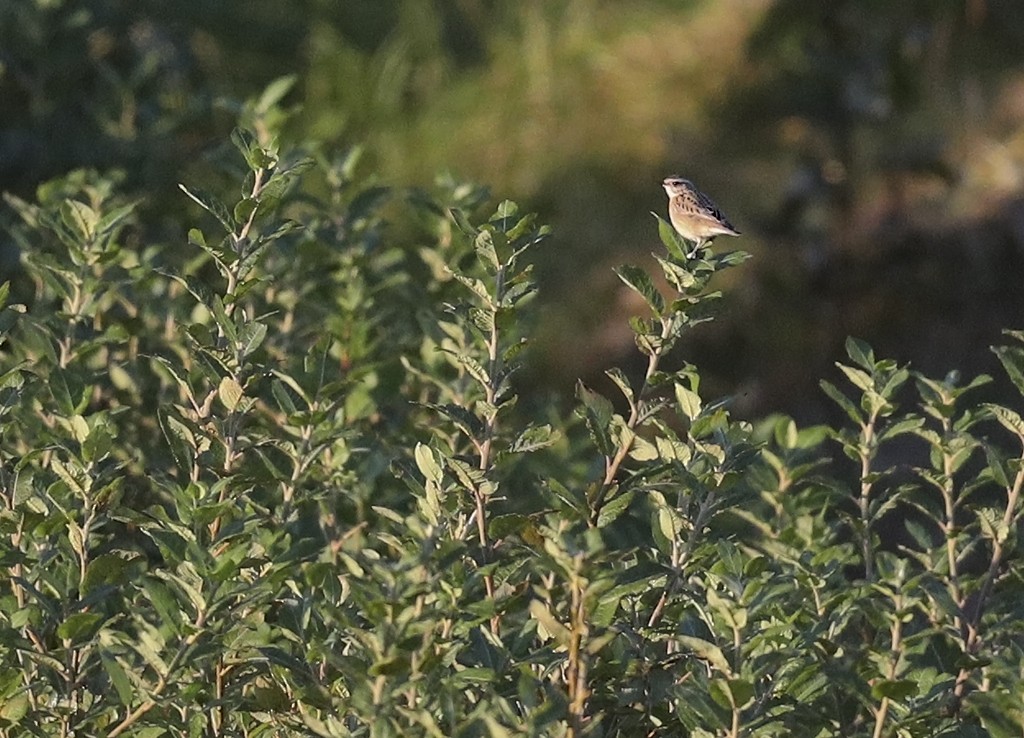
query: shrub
[{"left": 1, "top": 82, "right": 1022, "bottom": 737}]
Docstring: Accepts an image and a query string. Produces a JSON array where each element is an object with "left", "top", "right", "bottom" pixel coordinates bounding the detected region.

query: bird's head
[{"left": 662, "top": 176, "right": 693, "bottom": 197}]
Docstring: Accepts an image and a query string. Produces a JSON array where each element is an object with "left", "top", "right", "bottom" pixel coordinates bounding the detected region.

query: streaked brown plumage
[{"left": 662, "top": 176, "right": 740, "bottom": 256}]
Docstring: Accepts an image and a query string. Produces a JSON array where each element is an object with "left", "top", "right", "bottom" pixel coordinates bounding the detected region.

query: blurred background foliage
[{"left": 3, "top": 0, "right": 1024, "bottom": 422}]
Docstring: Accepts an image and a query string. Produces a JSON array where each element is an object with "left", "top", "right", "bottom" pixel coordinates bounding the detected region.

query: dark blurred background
[{"left": 3, "top": 0, "right": 1024, "bottom": 422}]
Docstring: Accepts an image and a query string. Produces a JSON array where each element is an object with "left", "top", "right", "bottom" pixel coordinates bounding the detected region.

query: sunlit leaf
[
  {"left": 615, "top": 264, "right": 664, "bottom": 316},
  {"left": 218, "top": 376, "right": 243, "bottom": 411}
]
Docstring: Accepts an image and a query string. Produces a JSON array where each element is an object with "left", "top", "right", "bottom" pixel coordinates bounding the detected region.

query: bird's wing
[{"left": 692, "top": 190, "right": 739, "bottom": 233}]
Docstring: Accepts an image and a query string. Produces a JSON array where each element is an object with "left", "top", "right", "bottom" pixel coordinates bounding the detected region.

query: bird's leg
[{"left": 686, "top": 239, "right": 705, "bottom": 259}]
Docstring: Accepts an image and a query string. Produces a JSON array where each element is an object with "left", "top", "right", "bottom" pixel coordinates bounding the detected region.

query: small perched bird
[{"left": 662, "top": 176, "right": 740, "bottom": 256}]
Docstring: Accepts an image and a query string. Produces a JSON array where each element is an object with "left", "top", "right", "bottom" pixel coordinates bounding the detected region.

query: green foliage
[{"left": 1, "top": 81, "right": 1023, "bottom": 738}]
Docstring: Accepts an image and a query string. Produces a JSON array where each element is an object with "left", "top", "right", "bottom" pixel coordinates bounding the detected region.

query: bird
[{"left": 662, "top": 176, "right": 740, "bottom": 257}]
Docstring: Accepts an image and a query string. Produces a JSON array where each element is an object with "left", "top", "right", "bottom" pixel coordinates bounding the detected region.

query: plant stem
[
  {"left": 108, "top": 609, "right": 208, "bottom": 737},
  {"left": 952, "top": 459, "right": 1024, "bottom": 702},
  {"left": 859, "top": 417, "right": 878, "bottom": 582},
  {"left": 475, "top": 264, "right": 507, "bottom": 633},
  {"left": 872, "top": 590, "right": 905, "bottom": 738},
  {"left": 939, "top": 430, "right": 965, "bottom": 638},
  {"left": 647, "top": 488, "right": 716, "bottom": 629},
  {"left": 566, "top": 560, "right": 589, "bottom": 738},
  {"left": 590, "top": 316, "right": 673, "bottom": 525}
]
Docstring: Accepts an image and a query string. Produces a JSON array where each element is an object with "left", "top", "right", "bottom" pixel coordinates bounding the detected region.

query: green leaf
[
  {"left": 210, "top": 295, "right": 238, "bottom": 343},
  {"left": 156, "top": 565, "right": 206, "bottom": 615},
  {"left": 234, "top": 238, "right": 273, "bottom": 282},
  {"left": 984, "top": 444, "right": 1011, "bottom": 488},
  {"left": 237, "top": 321, "right": 268, "bottom": 358},
  {"left": 474, "top": 229, "right": 499, "bottom": 269},
  {"left": 837, "top": 363, "right": 874, "bottom": 393},
  {"left": 501, "top": 281, "right": 536, "bottom": 309},
  {"left": 542, "top": 479, "right": 585, "bottom": 516},
  {"left": 488, "top": 513, "right": 530, "bottom": 540},
  {"left": 448, "top": 458, "right": 495, "bottom": 498},
  {"left": 576, "top": 381, "right": 614, "bottom": 457},
  {"left": 870, "top": 679, "right": 918, "bottom": 701},
  {"left": 507, "top": 212, "right": 538, "bottom": 241},
  {"left": 101, "top": 653, "right": 135, "bottom": 705},
  {"left": 69, "top": 413, "right": 89, "bottom": 444},
  {"left": 879, "top": 416, "right": 924, "bottom": 441},
  {"left": 879, "top": 365, "right": 910, "bottom": 400},
  {"left": 49, "top": 367, "right": 88, "bottom": 416},
  {"left": 727, "top": 679, "right": 755, "bottom": 708},
  {"left": 231, "top": 127, "right": 277, "bottom": 170},
  {"left": 423, "top": 402, "right": 484, "bottom": 438},
  {"left": 448, "top": 351, "right": 490, "bottom": 387},
  {"left": 707, "top": 588, "right": 747, "bottom": 629},
  {"left": 188, "top": 227, "right": 207, "bottom": 250},
  {"left": 596, "top": 489, "right": 635, "bottom": 527},
  {"left": 179, "top": 183, "right": 235, "bottom": 234},
  {"left": 52, "top": 457, "right": 87, "bottom": 497},
  {"left": 82, "top": 418, "right": 114, "bottom": 463},
  {"left": 141, "top": 578, "right": 183, "bottom": 635},
  {"left": 492, "top": 200, "right": 519, "bottom": 228},
  {"left": 3, "top": 191, "right": 40, "bottom": 227},
  {"left": 57, "top": 612, "right": 104, "bottom": 642},
  {"left": 652, "top": 502, "right": 679, "bottom": 555},
  {"left": 709, "top": 678, "right": 732, "bottom": 710},
  {"left": 449, "top": 208, "right": 479, "bottom": 237},
  {"left": 254, "top": 74, "right": 297, "bottom": 113},
  {"left": 845, "top": 337, "right": 875, "bottom": 370},
  {"left": 985, "top": 403, "right": 1024, "bottom": 439},
  {"left": 529, "top": 600, "right": 571, "bottom": 646},
  {"left": 978, "top": 506, "right": 1009, "bottom": 544},
  {"left": 656, "top": 254, "right": 696, "bottom": 291},
  {"left": 63, "top": 518, "right": 85, "bottom": 560},
  {"left": 448, "top": 269, "right": 492, "bottom": 304},
  {"left": 592, "top": 568, "right": 663, "bottom": 627},
  {"left": 60, "top": 199, "right": 98, "bottom": 243},
  {"left": 449, "top": 667, "right": 498, "bottom": 688},
  {"left": 270, "top": 377, "right": 299, "bottom": 415},
  {"left": 653, "top": 212, "right": 689, "bottom": 260},
  {"left": 157, "top": 266, "right": 215, "bottom": 308},
  {"left": 0, "top": 693, "right": 29, "bottom": 723},
  {"left": 605, "top": 367, "right": 635, "bottom": 406},
  {"left": 95, "top": 201, "right": 138, "bottom": 238},
  {"left": 158, "top": 408, "right": 196, "bottom": 472},
  {"left": 675, "top": 382, "right": 702, "bottom": 420},
  {"left": 676, "top": 635, "right": 731, "bottom": 674},
  {"left": 233, "top": 196, "right": 258, "bottom": 226},
  {"left": 655, "top": 434, "right": 691, "bottom": 463},
  {"left": 414, "top": 443, "right": 443, "bottom": 484},
  {"left": 83, "top": 553, "right": 131, "bottom": 594},
  {"left": 821, "top": 380, "right": 863, "bottom": 425},
  {"left": 368, "top": 654, "right": 410, "bottom": 677},
  {"left": 218, "top": 376, "right": 243, "bottom": 411},
  {"left": 509, "top": 424, "right": 557, "bottom": 453},
  {"left": 993, "top": 342, "right": 1024, "bottom": 398},
  {"left": 715, "top": 249, "right": 752, "bottom": 267},
  {"left": 615, "top": 264, "right": 664, "bottom": 316}
]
